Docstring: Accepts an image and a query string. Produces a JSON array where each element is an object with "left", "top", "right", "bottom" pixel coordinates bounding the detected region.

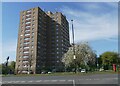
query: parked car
[
  {"left": 99, "top": 68, "right": 104, "bottom": 72},
  {"left": 81, "top": 69, "right": 86, "bottom": 73},
  {"left": 48, "top": 71, "right": 52, "bottom": 74},
  {"left": 41, "top": 71, "right": 47, "bottom": 74}
]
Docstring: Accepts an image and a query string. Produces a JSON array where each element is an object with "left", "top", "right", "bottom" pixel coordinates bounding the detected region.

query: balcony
[
  {"left": 23, "top": 44, "right": 29, "bottom": 47},
  {"left": 24, "top": 35, "right": 30, "bottom": 38},
  {"left": 23, "top": 53, "right": 29, "bottom": 56},
  {"left": 25, "top": 27, "right": 30, "bottom": 30},
  {"left": 26, "top": 15, "right": 31, "bottom": 19},
  {"left": 25, "top": 23, "right": 31, "bottom": 27},
  {"left": 24, "top": 40, "right": 30, "bottom": 43},
  {"left": 26, "top": 12, "right": 31, "bottom": 15},
  {"left": 23, "top": 48, "right": 29, "bottom": 52},
  {"left": 25, "top": 31, "right": 30, "bottom": 34},
  {"left": 26, "top": 19, "right": 31, "bottom": 23}
]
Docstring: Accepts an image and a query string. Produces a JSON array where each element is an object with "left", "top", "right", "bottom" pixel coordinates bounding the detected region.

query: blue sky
[{"left": 2, "top": 2, "right": 118, "bottom": 63}]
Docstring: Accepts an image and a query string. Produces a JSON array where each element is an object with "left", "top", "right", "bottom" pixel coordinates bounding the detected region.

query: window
[
  {"left": 21, "top": 30, "right": 23, "bottom": 33},
  {"left": 33, "top": 20, "right": 35, "bottom": 22},
  {"left": 23, "top": 56, "right": 29, "bottom": 58},
  {"left": 19, "top": 51, "right": 22, "bottom": 54},
  {"left": 32, "top": 32, "right": 34, "bottom": 35},
  {"left": 56, "top": 32, "right": 59, "bottom": 34},
  {"left": 31, "top": 45, "right": 34, "bottom": 48},
  {"left": 26, "top": 14, "right": 31, "bottom": 17},
  {"left": 27, "top": 10, "right": 31, "bottom": 13},
  {"left": 25, "top": 22, "right": 31, "bottom": 24},
  {"left": 32, "top": 28, "right": 34, "bottom": 31},
  {"left": 24, "top": 38, "right": 30, "bottom": 40},
  {"left": 22, "top": 15, "right": 25, "bottom": 18},
  {"left": 25, "top": 29, "right": 30, "bottom": 32},
  {"left": 32, "top": 24, "right": 35, "bottom": 26},
  {"left": 25, "top": 26, "right": 31, "bottom": 28},
  {"left": 57, "top": 60, "right": 59, "bottom": 63},
  {"left": 19, "top": 56, "right": 22, "bottom": 58},
  {"left": 19, "top": 47, "right": 22, "bottom": 50},
  {"left": 56, "top": 24, "right": 58, "bottom": 27},
  {"left": 56, "top": 40, "right": 59, "bottom": 42},
  {"left": 57, "top": 52, "right": 59, "bottom": 54},
  {"left": 56, "top": 48, "right": 59, "bottom": 50},
  {"left": 33, "top": 12, "right": 35, "bottom": 14},
  {"left": 56, "top": 28, "right": 59, "bottom": 30},
  {"left": 24, "top": 42, "right": 30, "bottom": 45},
  {"left": 22, "top": 18, "right": 24, "bottom": 21},
  {"left": 23, "top": 51, "right": 29, "bottom": 54},
  {"left": 31, "top": 36, "right": 34, "bottom": 39},
  {"left": 23, "top": 60, "right": 29, "bottom": 63},
  {"left": 24, "top": 34, "right": 30, "bottom": 36},
  {"left": 56, "top": 36, "right": 58, "bottom": 38},
  {"left": 26, "top": 18, "right": 31, "bottom": 20},
  {"left": 24, "top": 46, "right": 29, "bottom": 49},
  {"left": 31, "top": 41, "right": 34, "bottom": 44},
  {"left": 31, "top": 50, "right": 33, "bottom": 53}
]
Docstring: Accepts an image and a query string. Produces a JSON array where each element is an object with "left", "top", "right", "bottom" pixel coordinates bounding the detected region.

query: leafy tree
[
  {"left": 8, "top": 61, "right": 16, "bottom": 74},
  {"left": 100, "top": 51, "right": 119, "bottom": 70},
  {"left": 1, "top": 61, "right": 16, "bottom": 74},
  {"left": 62, "top": 42, "right": 96, "bottom": 71}
]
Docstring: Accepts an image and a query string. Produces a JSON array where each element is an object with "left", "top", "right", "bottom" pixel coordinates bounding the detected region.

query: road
[{"left": 1, "top": 74, "right": 119, "bottom": 86}]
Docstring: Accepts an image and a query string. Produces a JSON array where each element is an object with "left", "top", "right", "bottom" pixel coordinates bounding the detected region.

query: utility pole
[{"left": 71, "top": 20, "right": 76, "bottom": 73}]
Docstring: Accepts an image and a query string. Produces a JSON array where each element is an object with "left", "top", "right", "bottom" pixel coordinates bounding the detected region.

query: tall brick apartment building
[{"left": 15, "top": 7, "right": 70, "bottom": 74}]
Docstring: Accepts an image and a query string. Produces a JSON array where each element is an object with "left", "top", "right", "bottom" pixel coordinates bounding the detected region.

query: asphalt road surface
[{"left": 1, "top": 74, "right": 119, "bottom": 86}]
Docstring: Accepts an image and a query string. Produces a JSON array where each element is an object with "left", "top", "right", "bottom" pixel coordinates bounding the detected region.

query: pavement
[{"left": 1, "top": 74, "right": 119, "bottom": 86}]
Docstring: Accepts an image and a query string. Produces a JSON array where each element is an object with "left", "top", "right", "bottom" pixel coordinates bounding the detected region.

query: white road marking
[
  {"left": 35, "top": 80, "right": 42, "bottom": 82},
  {"left": 59, "top": 80, "right": 66, "bottom": 82},
  {"left": 73, "top": 80, "right": 75, "bottom": 86},
  {"left": 20, "top": 81, "right": 26, "bottom": 83},
  {"left": 51, "top": 80, "right": 58, "bottom": 82},
  {"left": 68, "top": 80, "right": 73, "bottom": 82},
  {"left": 43, "top": 80, "right": 50, "bottom": 82},
  {"left": 28, "top": 81, "right": 33, "bottom": 82}
]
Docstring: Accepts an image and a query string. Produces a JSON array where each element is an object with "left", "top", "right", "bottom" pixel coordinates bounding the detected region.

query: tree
[
  {"left": 100, "top": 51, "right": 119, "bottom": 70},
  {"left": 1, "top": 61, "right": 16, "bottom": 74},
  {"left": 8, "top": 61, "right": 16, "bottom": 74},
  {"left": 62, "top": 42, "right": 96, "bottom": 71}
]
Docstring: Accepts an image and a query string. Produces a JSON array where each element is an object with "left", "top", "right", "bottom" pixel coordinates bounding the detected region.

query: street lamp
[
  {"left": 71, "top": 20, "right": 76, "bottom": 73},
  {"left": 5, "top": 56, "right": 9, "bottom": 75}
]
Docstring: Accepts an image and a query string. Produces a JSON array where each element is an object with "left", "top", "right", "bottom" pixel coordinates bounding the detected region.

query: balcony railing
[
  {"left": 23, "top": 48, "right": 29, "bottom": 52},
  {"left": 24, "top": 35, "right": 30, "bottom": 38},
  {"left": 25, "top": 31, "right": 30, "bottom": 34},
  {"left": 25, "top": 27, "right": 30, "bottom": 30},
  {"left": 26, "top": 12, "right": 31, "bottom": 15},
  {"left": 23, "top": 53, "right": 29, "bottom": 56},
  {"left": 23, "top": 44, "right": 29, "bottom": 47},
  {"left": 25, "top": 24, "right": 31, "bottom": 27},
  {"left": 26, "top": 15, "right": 31, "bottom": 19},
  {"left": 25, "top": 19, "right": 31, "bottom": 23}
]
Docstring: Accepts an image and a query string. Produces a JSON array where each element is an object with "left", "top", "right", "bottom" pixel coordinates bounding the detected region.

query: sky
[{"left": 1, "top": 2, "right": 118, "bottom": 63}]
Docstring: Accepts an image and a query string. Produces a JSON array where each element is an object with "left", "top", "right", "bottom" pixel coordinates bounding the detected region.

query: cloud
[{"left": 60, "top": 3, "right": 118, "bottom": 43}]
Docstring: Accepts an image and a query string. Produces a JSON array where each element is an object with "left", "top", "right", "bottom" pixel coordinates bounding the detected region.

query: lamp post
[{"left": 71, "top": 20, "right": 76, "bottom": 73}]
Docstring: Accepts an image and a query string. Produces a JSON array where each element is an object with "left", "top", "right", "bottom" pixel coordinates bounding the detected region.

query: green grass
[{"left": 2, "top": 70, "right": 118, "bottom": 77}]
